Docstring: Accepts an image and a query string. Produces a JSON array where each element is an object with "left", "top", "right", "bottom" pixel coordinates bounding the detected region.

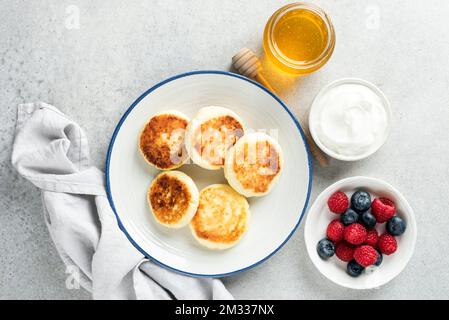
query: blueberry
[
  {"left": 341, "top": 208, "right": 359, "bottom": 226},
  {"left": 351, "top": 190, "right": 371, "bottom": 213},
  {"left": 347, "top": 260, "right": 365, "bottom": 277},
  {"left": 375, "top": 249, "right": 383, "bottom": 266},
  {"left": 316, "top": 239, "right": 335, "bottom": 259},
  {"left": 360, "top": 211, "right": 377, "bottom": 228},
  {"left": 387, "top": 216, "right": 406, "bottom": 236}
]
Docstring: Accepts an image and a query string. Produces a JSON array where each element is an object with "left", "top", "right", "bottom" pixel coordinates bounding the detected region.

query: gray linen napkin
[{"left": 11, "top": 102, "right": 233, "bottom": 300}]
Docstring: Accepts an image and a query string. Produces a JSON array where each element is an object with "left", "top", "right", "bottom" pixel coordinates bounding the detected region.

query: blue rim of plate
[{"left": 105, "top": 70, "right": 313, "bottom": 278}]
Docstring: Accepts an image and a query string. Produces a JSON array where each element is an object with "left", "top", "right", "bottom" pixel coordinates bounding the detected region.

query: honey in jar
[{"left": 263, "top": 2, "right": 336, "bottom": 75}]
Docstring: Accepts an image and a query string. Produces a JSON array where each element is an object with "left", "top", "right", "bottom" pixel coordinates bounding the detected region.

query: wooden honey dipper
[{"left": 232, "top": 48, "right": 329, "bottom": 167}]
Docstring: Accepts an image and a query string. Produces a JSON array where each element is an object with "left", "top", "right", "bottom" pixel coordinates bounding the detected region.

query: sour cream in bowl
[{"left": 309, "top": 78, "right": 391, "bottom": 161}]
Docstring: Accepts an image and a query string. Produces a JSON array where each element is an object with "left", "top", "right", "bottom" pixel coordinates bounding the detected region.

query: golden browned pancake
[
  {"left": 190, "top": 184, "right": 250, "bottom": 249},
  {"left": 185, "top": 106, "right": 245, "bottom": 170},
  {"left": 148, "top": 171, "right": 199, "bottom": 228},
  {"left": 224, "top": 132, "right": 284, "bottom": 197},
  {"left": 139, "top": 110, "right": 189, "bottom": 170}
]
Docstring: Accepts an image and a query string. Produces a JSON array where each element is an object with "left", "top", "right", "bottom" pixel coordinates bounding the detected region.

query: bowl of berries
[{"left": 304, "top": 176, "right": 417, "bottom": 289}]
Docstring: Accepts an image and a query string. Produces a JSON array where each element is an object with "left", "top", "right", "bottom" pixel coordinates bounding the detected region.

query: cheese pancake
[
  {"left": 148, "top": 171, "right": 199, "bottom": 228},
  {"left": 190, "top": 184, "right": 250, "bottom": 250},
  {"left": 185, "top": 106, "right": 245, "bottom": 170},
  {"left": 139, "top": 110, "right": 189, "bottom": 170},
  {"left": 224, "top": 132, "right": 284, "bottom": 197}
]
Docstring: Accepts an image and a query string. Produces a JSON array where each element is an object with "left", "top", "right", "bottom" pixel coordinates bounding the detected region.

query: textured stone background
[{"left": 1, "top": 0, "right": 448, "bottom": 299}]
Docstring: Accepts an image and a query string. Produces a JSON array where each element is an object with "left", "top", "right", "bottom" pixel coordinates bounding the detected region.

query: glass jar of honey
[{"left": 263, "top": 2, "right": 336, "bottom": 75}]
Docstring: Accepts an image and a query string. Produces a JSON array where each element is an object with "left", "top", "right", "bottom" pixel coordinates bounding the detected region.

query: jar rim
[{"left": 264, "top": 2, "right": 336, "bottom": 71}]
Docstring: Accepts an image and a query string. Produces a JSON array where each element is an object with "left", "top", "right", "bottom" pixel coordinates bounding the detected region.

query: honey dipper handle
[
  {"left": 255, "top": 74, "right": 275, "bottom": 93},
  {"left": 304, "top": 130, "right": 329, "bottom": 167},
  {"left": 255, "top": 74, "right": 329, "bottom": 167}
]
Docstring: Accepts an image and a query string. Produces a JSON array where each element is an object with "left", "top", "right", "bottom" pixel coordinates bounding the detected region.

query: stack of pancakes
[{"left": 139, "top": 106, "right": 284, "bottom": 250}]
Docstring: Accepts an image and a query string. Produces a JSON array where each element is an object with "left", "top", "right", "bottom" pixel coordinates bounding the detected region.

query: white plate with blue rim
[{"left": 106, "top": 70, "right": 312, "bottom": 277}]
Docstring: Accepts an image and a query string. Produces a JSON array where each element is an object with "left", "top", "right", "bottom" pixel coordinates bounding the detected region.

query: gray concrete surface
[{"left": 1, "top": 0, "right": 449, "bottom": 299}]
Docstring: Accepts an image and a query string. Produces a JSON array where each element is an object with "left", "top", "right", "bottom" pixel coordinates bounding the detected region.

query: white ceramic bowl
[
  {"left": 106, "top": 71, "right": 312, "bottom": 277},
  {"left": 304, "top": 176, "right": 417, "bottom": 289},
  {"left": 309, "top": 78, "right": 392, "bottom": 161}
]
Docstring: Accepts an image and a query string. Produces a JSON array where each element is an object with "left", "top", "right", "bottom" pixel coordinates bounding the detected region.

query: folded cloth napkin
[{"left": 11, "top": 102, "right": 233, "bottom": 300}]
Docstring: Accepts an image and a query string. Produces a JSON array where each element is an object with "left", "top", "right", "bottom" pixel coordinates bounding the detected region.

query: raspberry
[
  {"left": 365, "top": 229, "right": 379, "bottom": 247},
  {"left": 378, "top": 233, "right": 397, "bottom": 255},
  {"left": 327, "top": 191, "right": 349, "bottom": 214},
  {"left": 344, "top": 223, "right": 367, "bottom": 245},
  {"left": 335, "top": 242, "right": 355, "bottom": 262},
  {"left": 326, "top": 219, "right": 345, "bottom": 242},
  {"left": 371, "top": 197, "right": 396, "bottom": 223},
  {"left": 354, "top": 245, "right": 378, "bottom": 267}
]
